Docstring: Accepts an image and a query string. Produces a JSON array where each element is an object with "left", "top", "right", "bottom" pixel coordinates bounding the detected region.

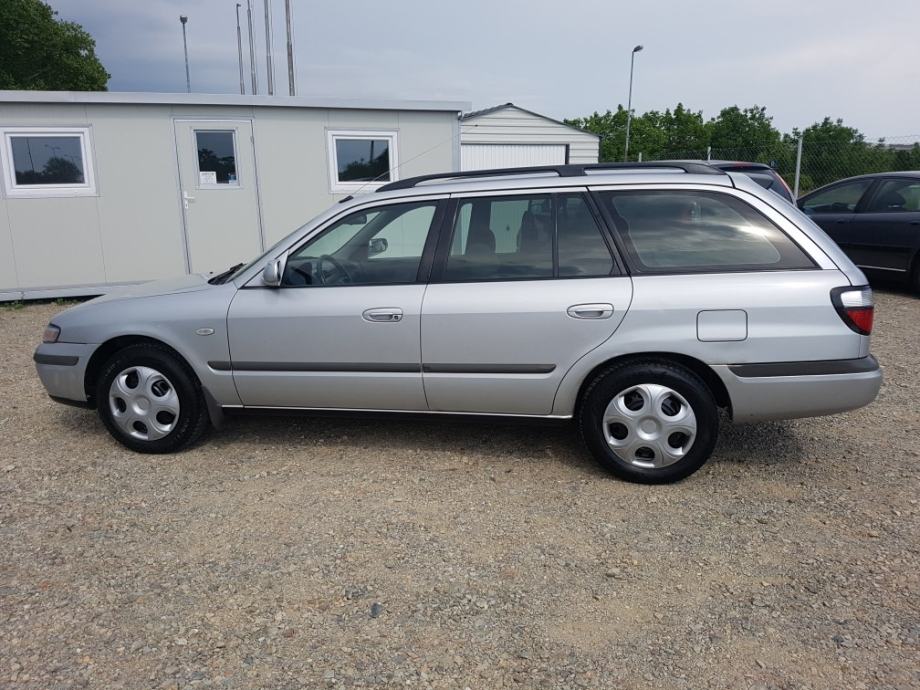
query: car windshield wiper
[{"left": 208, "top": 262, "right": 245, "bottom": 285}]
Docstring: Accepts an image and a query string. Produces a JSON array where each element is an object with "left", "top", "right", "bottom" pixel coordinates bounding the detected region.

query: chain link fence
[{"left": 638, "top": 135, "right": 920, "bottom": 196}]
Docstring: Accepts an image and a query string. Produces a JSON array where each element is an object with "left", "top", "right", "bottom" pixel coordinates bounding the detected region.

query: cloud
[{"left": 46, "top": 0, "right": 920, "bottom": 138}]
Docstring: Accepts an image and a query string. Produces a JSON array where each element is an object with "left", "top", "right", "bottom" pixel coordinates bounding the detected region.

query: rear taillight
[{"left": 831, "top": 286, "right": 874, "bottom": 335}]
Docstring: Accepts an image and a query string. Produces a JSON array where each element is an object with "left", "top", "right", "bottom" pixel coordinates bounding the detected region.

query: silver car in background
[{"left": 34, "top": 162, "right": 881, "bottom": 483}]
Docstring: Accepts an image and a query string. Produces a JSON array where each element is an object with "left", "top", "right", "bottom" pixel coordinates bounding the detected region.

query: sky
[{"left": 49, "top": 0, "right": 920, "bottom": 140}]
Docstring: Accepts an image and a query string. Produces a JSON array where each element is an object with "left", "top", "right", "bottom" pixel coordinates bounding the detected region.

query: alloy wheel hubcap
[
  {"left": 108, "top": 366, "right": 180, "bottom": 441},
  {"left": 603, "top": 383, "right": 697, "bottom": 468}
]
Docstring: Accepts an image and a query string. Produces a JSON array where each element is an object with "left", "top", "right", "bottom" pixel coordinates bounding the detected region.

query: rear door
[
  {"left": 799, "top": 178, "right": 876, "bottom": 261},
  {"left": 846, "top": 177, "right": 920, "bottom": 273},
  {"left": 420, "top": 190, "right": 632, "bottom": 415}
]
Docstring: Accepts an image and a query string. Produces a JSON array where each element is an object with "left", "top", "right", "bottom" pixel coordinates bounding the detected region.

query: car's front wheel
[
  {"left": 578, "top": 360, "right": 719, "bottom": 483},
  {"left": 96, "top": 343, "right": 209, "bottom": 453}
]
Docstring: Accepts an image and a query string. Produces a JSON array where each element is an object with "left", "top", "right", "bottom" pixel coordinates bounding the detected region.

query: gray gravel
[{"left": 1, "top": 290, "right": 918, "bottom": 690}]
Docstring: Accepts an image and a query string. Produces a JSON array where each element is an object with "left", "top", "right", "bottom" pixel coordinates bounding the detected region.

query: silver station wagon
[{"left": 34, "top": 162, "right": 882, "bottom": 483}]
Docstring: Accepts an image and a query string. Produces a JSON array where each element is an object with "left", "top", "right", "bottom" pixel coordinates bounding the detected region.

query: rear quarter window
[{"left": 598, "top": 190, "right": 815, "bottom": 273}]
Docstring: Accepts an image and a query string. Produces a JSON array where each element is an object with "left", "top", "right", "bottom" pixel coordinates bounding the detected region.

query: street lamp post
[
  {"left": 284, "top": 0, "right": 296, "bottom": 96},
  {"left": 236, "top": 4, "right": 245, "bottom": 94},
  {"left": 179, "top": 15, "right": 191, "bottom": 93},
  {"left": 264, "top": 0, "right": 274, "bottom": 95},
  {"left": 247, "top": 0, "right": 258, "bottom": 95},
  {"left": 624, "top": 44, "right": 643, "bottom": 162}
]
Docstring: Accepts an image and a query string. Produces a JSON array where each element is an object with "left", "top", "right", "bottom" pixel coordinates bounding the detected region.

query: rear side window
[
  {"left": 443, "top": 193, "right": 614, "bottom": 282},
  {"left": 863, "top": 179, "right": 920, "bottom": 213},
  {"left": 600, "top": 190, "right": 814, "bottom": 273}
]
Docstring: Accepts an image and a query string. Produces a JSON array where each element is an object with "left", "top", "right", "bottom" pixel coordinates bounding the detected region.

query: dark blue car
[{"left": 799, "top": 172, "right": 920, "bottom": 292}]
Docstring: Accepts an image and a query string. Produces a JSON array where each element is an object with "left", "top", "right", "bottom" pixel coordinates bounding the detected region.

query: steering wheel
[
  {"left": 317, "top": 254, "right": 353, "bottom": 285},
  {"left": 287, "top": 264, "right": 312, "bottom": 284}
]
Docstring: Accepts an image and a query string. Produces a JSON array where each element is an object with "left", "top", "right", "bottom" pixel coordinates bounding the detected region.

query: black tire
[
  {"left": 95, "top": 343, "right": 210, "bottom": 453},
  {"left": 911, "top": 257, "right": 920, "bottom": 294},
  {"left": 578, "top": 360, "right": 719, "bottom": 484}
]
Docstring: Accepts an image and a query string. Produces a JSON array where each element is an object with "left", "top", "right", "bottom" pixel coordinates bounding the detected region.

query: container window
[
  {"left": 195, "top": 130, "right": 238, "bottom": 185},
  {"left": 1, "top": 127, "right": 96, "bottom": 197},
  {"left": 328, "top": 131, "right": 397, "bottom": 192}
]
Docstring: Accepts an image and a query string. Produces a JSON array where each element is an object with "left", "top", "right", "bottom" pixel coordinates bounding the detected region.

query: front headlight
[{"left": 42, "top": 324, "right": 61, "bottom": 344}]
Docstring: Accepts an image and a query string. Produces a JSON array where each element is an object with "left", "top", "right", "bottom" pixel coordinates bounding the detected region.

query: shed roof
[
  {"left": 461, "top": 102, "right": 599, "bottom": 139},
  {"left": 0, "top": 90, "right": 470, "bottom": 113}
]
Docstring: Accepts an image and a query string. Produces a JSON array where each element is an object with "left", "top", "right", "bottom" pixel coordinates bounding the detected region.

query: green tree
[
  {"left": 566, "top": 107, "right": 629, "bottom": 162},
  {"left": 708, "top": 106, "right": 782, "bottom": 155},
  {"left": 0, "top": 0, "right": 109, "bottom": 90}
]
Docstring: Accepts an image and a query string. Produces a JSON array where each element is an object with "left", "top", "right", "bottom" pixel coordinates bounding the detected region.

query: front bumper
[
  {"left": 714, "top": 355, "right": 882, "bottom": 423},
  {"left": 34, "top": 342, "right": 98, "bottom": 405}
]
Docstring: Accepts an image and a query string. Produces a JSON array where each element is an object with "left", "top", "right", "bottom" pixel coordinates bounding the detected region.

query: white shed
[
  {"left": 460, "top": 103, "right": 599, "bottom": 171},
  {"left": 0, "top": 91, "right": 468, "bottom": 301}
]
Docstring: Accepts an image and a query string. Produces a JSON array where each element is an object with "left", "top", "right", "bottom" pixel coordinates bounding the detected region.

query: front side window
[
  {"left": 328, "top": 131, "right": 397, "bottom": 192},
  {"left": 801, "top": 179, "right": 872, "bottom": 214},
  {"left": 1, "top": 127, "right": 96, "bottom": 197},
  {"left": 863, "top": 179, "right": 920, "bottom": 213},
  {"left": 443, "top": 193, "right": 614, "bottom": 282},
  {"left": 601, "top": 190, "right": 814, "bottom": 273},
  {"left": 282, "top": 200, "right": 437, "bottom": 287},
  {"left": 196, "top": 130, "right": 237, "bottom": 185}
]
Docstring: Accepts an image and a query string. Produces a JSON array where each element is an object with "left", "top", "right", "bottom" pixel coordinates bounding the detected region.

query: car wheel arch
[
  {"left": 570, "top": 352, "right": 732, "bottom": 418},
  {"left": 84, "top": 335, "right": 200, "bottom": 406}
]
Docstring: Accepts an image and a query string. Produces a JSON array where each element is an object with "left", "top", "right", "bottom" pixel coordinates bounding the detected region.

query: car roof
[
  {"left": 351, "top": 162, "right": 734, "bottom": 203},
  {"left": 800, "top": 170, "right": 920, "bottom": 197},
  {"left": 666, "top": 159, "right": 774, "bottom": 170}
]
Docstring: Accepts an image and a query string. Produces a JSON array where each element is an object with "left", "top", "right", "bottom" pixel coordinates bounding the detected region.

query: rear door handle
[
  {"left": 363, "top": 307, "right": 403, "bottom": 323},
  {"left": 567, "top": 303, "right": 614, "bottom": 319}
]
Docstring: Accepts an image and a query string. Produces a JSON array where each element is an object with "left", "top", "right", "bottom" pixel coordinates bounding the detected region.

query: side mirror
[
  {"left": 368, "top": 237, "right": 388, "bottom": 256},
  {"left": 262, "top": 257, "right": 285, "bottom": 287}
]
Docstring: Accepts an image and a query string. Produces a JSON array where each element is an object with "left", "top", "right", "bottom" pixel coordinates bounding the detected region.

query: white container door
[
  {"left": 174, "top": 119, "right": 263, "bottom": 275},
  {"left": 460, "top": 144, "right": 567, "bottom": 171}
]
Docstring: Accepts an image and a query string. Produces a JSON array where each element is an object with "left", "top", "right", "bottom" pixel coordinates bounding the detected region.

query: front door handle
[
  {"left": 182, "top": 190, "right": 196, "bottom": 209},
  {"left": 363, "top": 307, "right": 403, "bottom": 323},
  {"left": 567, "top": 303, "right": 614, "bottom": 319}
]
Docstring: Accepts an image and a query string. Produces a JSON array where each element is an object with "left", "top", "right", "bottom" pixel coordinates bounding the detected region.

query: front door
[
  {"left": 227, "top": 197, "right": 445, "bottom": 409},
  {"left": 175, "top": 119, "right": 263, "bottom": 275},
  {"left": 799, "top": 177, "right": 875, "bottom": 265},
  {"left": 847, "top": 177, "right": 920, "bottom": 273},
  {"left": 421, "top": 191, "right": 632, "bottom": 415}
]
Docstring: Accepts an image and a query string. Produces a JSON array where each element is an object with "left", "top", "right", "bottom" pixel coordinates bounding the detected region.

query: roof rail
[{"left": 376, "top": 161, "right": 724, "bottom": 192}]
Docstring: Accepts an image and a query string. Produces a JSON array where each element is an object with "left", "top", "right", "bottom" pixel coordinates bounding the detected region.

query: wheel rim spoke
[
  {"left": 602, "top": 383, "right": 697, "bottom": 469},
  {"left": 108, "top": 365, "right": 180, "bottom": 442}
]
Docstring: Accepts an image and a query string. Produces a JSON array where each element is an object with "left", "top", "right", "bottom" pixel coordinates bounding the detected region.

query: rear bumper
[
  {"left": 714, "top": 355, "right": 882, "bottom": 423},
  {"left": 34, "top": 342, "right": 98, "bottom": 405}
]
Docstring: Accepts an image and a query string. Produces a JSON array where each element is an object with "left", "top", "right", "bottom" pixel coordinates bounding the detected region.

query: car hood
[{"left": 80, "top": 274, "right": 215, "bottom": 306}]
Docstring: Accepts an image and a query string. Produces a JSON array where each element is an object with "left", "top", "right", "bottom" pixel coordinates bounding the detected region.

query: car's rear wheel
[
  {"left": 96, "top": 343, "right": 209, "bottom": 453},
  {"left": 578, "top": 360, "right": 719, "bottom": 483}
]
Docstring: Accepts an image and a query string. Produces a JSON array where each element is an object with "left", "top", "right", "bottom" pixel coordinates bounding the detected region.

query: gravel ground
[{"left": 0, "top": 289, "right": 918, "bottom": 690}]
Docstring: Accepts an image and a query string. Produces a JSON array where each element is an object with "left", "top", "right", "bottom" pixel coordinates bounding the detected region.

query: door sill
[{"left": 222, "top": 405, "right": 572, "bottom": 424}]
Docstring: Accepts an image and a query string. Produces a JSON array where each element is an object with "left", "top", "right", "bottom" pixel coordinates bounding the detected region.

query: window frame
[
  {"left": 859, "top": 177, "right": 920, "bottom": 215},
  {"left": 276, "top": 197, "right": 446, "bottom": 289},
  {"left": 194, "top": 128, "right": 241, "bottom": 189},
  {"left": 429, "top": 190, "right": 622, "bottom": 284},
  {"left": 0, "top": 126, "right": 97, "bottom": 198},
  {"left": 327, "top": 129, "right": 399, "bottom": 194},
  {"left": 595, "top": 187, "right": 819, "bottom": 276}
]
